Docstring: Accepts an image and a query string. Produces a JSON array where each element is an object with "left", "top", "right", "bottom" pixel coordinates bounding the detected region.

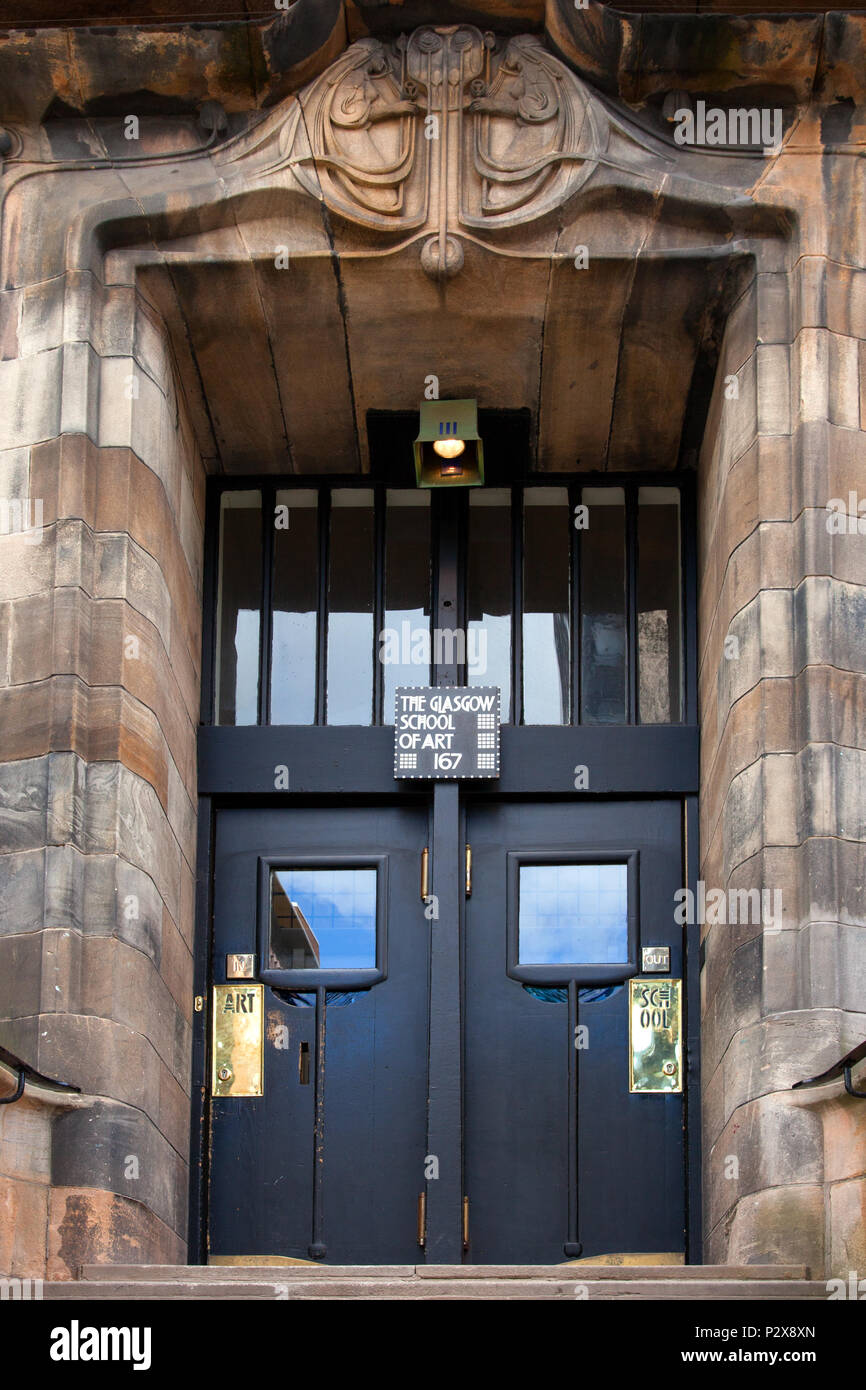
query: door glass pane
[
  {"left": 638, "top": 487, "right": 682, "bottom": 724},
  {"left": 523, "top": 488, "right": 570, "bottom": 724},
  {"left": 579, "top": 487, "right": 626, "bottom": 724},
  {"left": 327, "top": 490, "right": 374, "bottom": 725},
  {"left": 382, "top": 491, "right": 431, "bottom": 723},
  {"left": 271, "top": 489, "right": 318, "bottom": 724},
  {"left": 215, "top": 490, "right": 261, "bottom": 726},
  {"left": 270, "top": 867, "right": 377, "bottom": 969},
  {"left": 468, "top": 489, "right": 512, "bottom": 721},
  {"left": 518, "top": 863, "right": 628, "bottom": 965}
]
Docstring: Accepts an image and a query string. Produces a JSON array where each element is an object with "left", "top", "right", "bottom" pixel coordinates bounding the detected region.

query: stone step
[
  {"left": 420, "top": 1263, "right": 813, "bottom": 1282},
  {"left": 46, "top": 1281, "right": 293, "bottom": 1300},
  {"left": 51, "top": 1276, "right": 828, "bottom": 1301},
  {"left": 82, "top": 1263, "right": 416, "bottom": 1280},
  {"left": 80, "top": 1262, "right": 810, "bottom": 1282}
]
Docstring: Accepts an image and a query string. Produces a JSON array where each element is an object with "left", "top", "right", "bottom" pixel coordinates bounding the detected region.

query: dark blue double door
[{"left": 207, "top": 798, "right": 686, "bottom": 1264}]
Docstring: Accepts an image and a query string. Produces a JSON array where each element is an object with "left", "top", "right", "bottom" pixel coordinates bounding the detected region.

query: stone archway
[{"left": 1, "top": 17, "right": 864, "bottom": 1279}]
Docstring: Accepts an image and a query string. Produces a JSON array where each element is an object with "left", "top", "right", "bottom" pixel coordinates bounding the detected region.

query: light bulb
[{"left": 433, "top": 437, "right": 466, "bottom": 459}]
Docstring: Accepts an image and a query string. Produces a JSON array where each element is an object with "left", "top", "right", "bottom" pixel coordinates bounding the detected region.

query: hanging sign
[{"left": 394, "top": 687, "right": 500, "bottom": 779}]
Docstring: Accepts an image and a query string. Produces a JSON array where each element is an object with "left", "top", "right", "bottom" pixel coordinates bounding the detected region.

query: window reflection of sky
[
  {"left": 383, "top": 604, "right": 428, "bottom": 723},
  {"left": 271, "top": 611, "right": 317, "bottom": 723},
  {"left": 273, "top": 868, "right": 377, "bottom": 969},
  {"left": 326, "top": 613, "right": 374, "bottom": 724},
  {"left": 519, "top": 863, "right": 628, "bottom": 964},
  {"left": 234, "top": 610, "right": 259, "bottom": 725}
]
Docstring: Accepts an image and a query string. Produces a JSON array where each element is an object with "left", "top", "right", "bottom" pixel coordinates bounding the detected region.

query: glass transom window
[{"left": 209, "top": 478, "right": 687, "bottom": 729}]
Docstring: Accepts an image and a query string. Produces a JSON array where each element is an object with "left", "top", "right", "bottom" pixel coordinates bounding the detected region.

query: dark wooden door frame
[{"left": 188, "top": 472, "right": 702, "bottom": 1264}]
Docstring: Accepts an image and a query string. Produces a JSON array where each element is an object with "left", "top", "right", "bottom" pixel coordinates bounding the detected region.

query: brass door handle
[{"left": 417, "top": 1193, "right": 426, "bottom": 1248}]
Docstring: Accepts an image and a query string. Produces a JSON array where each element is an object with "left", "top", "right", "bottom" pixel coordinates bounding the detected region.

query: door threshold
[
  {"left": 563, "top": 1252, "right": 685, "bottom": 1267},
  {"left": 209, "top": 1255, "right": 321, "bottom": 1267},
  {"left": 208, "top": 1252, "right": 686, "bottom": 1269}
]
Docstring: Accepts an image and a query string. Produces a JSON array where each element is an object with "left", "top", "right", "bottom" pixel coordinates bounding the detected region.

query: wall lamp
[{"left": 413, "top": 398, "right": 484, "bottom": 487}]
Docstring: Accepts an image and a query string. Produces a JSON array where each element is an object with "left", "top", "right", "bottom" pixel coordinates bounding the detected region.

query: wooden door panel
[
  {"left": 208, "top": 804, "right": 429, "bottom": 1264},
  {"left": 463, "top": 799, "right": 685, "bottom": 1263}
]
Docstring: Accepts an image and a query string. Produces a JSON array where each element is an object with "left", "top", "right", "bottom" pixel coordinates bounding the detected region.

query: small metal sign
[
  {"left": 226, "top": 952, "right": 256, "bottom": 979},
  {"left": 212, "top": 984, "right": 264, "bottom": 1097},
  {"left": 641, "top": 945, "right": 670, "bottom": 974},
  {"left": 394, "top": 687, "right": 500, "bottom": 779},
  {"left": 629, "top": 978, "right": 682, "bottom": 1094}
]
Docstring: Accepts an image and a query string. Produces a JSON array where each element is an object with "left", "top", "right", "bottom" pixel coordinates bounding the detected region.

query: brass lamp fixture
[{"left": 413, "top": 398, "right": 484, "bottom": 487}]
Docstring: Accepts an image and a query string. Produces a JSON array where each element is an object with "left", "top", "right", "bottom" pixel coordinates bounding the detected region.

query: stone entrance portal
[{"left": 1, "top": 4, "right": 865, "bottom": 1281}]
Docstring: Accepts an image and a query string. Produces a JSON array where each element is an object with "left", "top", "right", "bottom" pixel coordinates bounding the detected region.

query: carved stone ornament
[{"left": 275, "top": 25, "right": 600, "bottom": 278}]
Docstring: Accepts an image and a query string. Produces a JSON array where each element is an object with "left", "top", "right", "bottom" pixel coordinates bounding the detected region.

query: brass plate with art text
[{"left": 212, "top": 984, "right": 264, "bottom": 1097}]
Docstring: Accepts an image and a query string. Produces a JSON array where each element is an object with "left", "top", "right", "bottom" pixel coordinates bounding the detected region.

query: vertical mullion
[
  {"left": 570, "top": 482, "right": 581, "bottom": 726},
  {"left": 259, "top": 485, "right": 275, "bottom": 727},
  {"left": 309, "top": 986, "right": 327, "bottom": 1260},
  {"left": 682, "top": 478, "right": 697, "bottom": 726},
  {"left": 373, "top": 485, "right": 386, "bottom": 725},
  {"left": 684, "top": 794, "right": 702, "bottom": 1261},
  {"left": 426, "top": 496, "right": 435, "bottom": 687},
  {"left": 457, "top": 492, "right": 467, "bottom": 687},
  {"left": 512, "top": 484, "right": 523, "bottom": 727},
  {"left": 315, "top": 487, "right": 330, "bottom": 726},
  {"left": 431, "top": 492, "right": 441, "bottom": 684},
  {"left": 187, "top": 793, "right": 213, "bottom": 1262},
  {"left": 425, "top": 779, "right": 462, "bottom": 1260},
  {"left": 257, "top": 486, "right": 273, "bottom": 728},
  {"left": 200, "top": 483, "right": 220, "bottom": 726},
  {"left": 565, "top": 979, "right": 581, "bottom": 1256},
  {"left": 626, "top": 482, "right": 638, "bottom": 724},
  {"left": 435, "top": 492, "right": 460, "bottom": 690}
]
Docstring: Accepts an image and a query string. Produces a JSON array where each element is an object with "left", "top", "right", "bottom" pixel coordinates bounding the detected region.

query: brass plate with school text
[
  {"left": 212, "top": 984, "right": 264, "bottom": 1097},
  {"left": 629, "top": 978, "right": 682, "bottom": 1093}
]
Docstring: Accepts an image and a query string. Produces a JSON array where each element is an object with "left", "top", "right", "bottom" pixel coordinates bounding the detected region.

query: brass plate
[
  {"left": 629, "top": 978, "right": 682, "bottom": 1093},
  {"left": 212, "top": 984, "right": 264, "bottom": 1097}
]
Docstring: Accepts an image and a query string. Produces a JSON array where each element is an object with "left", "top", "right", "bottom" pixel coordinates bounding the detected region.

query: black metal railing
[
  {"left": 792, "top": 1039, "right": 866, "bottom": 1099},
  {"left": 0, "top": 1044, "right": 80, "bottom": 1106}
]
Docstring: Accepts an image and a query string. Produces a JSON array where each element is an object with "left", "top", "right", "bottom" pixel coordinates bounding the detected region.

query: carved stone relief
[{"left": 274, "top": 25, "right": 601, "bottom": 278}]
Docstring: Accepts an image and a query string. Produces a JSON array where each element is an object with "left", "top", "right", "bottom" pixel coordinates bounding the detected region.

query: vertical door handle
[
  {"left": 420, "top": 847, "right": 429, "bottom": 901},
  {"left": 417, "top": 1193, "right": 427, "bottom": 1248},
  {"left": 465, "top": 844, "right": 472, "bottom": 897}
]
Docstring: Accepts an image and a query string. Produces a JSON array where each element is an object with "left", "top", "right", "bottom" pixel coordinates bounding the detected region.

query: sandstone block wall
[
  {"left": 699, "top": 149, "right": 866, "bottom": 1274},
  {"left": 0, "top": 249, "right": 204, "bottom": 1272}
]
